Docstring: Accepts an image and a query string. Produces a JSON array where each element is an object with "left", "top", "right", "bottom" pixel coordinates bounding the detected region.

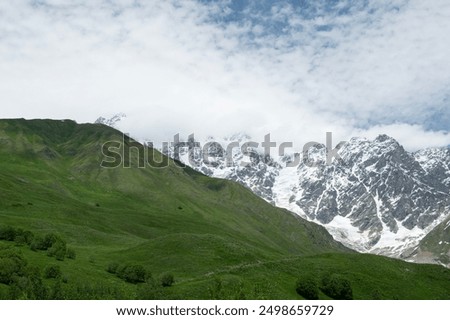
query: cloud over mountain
[{"left": 0, "top": 0, "right": 449, "bottom": 150}]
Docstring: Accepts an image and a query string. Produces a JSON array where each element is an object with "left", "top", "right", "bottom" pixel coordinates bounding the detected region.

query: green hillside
[{"left": 0, "top": 118, "right": 449, "bottom": 299}]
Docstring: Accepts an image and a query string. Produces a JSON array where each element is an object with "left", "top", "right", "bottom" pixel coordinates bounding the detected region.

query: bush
[
  {"left": 2, "top": 228, "right": 72, "bottom": 261},
  {"left": 136, "top": 277, "right": 165, "bottom": 299},
  {"left": 47, "top": 240, "right": 67, "bottom": 261},
  {"left": 0, "top": 246, "right": 27, "bottom": 284},
  {"left": 117, "top": 265, "right": 147, "bottom": 284},
  {"left": 23, "top": 231, "right": 35, "bottom": 245},
  {"left": 44, "top": 265, "right": 62, "bottom": 279},
  {"left": 295, "top": 275, "right": 319, "bottom": 300},
  {"left": 0, "top": 226, "right": 17, "bottom": 241},
  {"left": 160, "top": 272, "right": 175, "bottom": 287},
  {"left": 14, "top": 230, "right": 34, "bottom": 246},
  {"left": 31, "top": 233, "right": 64, "bottom": 252},
  {"left": 23, "top": 266, "right": 48, "bottom": 299},
  {"left": 106, "top": 262, "right": 119, "bottom": 274},
  {"left": 50, "top": 280, "right": 64, "bottom": 300},
  {"left": 321, "top": 274, "right": 353, "bottom": 300},
  {"left": 30, "top": 236, "right": 47, "bottom": 251},
  {"left": 66, "top": 248, "right": 76, "bottom": 260},
  {"left": 43, "top": 233, "right": 62, "bottom": 250}
]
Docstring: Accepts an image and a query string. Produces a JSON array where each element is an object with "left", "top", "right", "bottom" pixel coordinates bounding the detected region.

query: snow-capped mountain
[
  {"left": 163, "top": 134, "right": 450, "bottom": 265},
  {"left": 414, "top": 147, "right": 450, "bottom": 188},
  {"left": 95, "top": 113, "right": 126, "bottom": 128}
]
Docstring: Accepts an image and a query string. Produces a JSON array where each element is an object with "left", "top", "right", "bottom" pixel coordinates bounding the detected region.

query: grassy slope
[
  {"left": 415, "top": 216, "right": 450, "bottom": 267},
  {"left": 0, "top": 118, "right": 449, "bottom": 299}
]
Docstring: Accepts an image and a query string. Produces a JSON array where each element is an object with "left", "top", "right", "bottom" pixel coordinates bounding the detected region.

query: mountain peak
[
  {"left": 375, "top": 134, "right": 394, "bottom": 142},
  {"left": 374, "top": 134, "right": 401, "bottom": 147},
  {"left": 225, "top": 132, "right": 252, "bottom": 142},
  {"left": 94, "top": 113, "right": 126, "bottom": 128}
]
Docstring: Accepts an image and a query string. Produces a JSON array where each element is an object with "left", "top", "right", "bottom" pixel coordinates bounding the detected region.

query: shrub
[
  {"left": 118, "top": 265, "right": 147, "bottom": 284},
  {"left": 106, "top": 262, "right": 119, "bottom": 274},
  {"left": 30, "top": 236, "right": 47, "bottom": 251},
  {"left": 295, "top": 275, "right": 319, "bottom": 300},
  {"left": 66, "top": 248, "right": 76, "bottom": 260},
  {"left": 321, "top": 274, "right": 353, "bottom": 300},
  {"left": 47, "top": 240, "right": 67, "bottom": 261},
  {"left": 43, "top": 233, "right": 61, "bottom": 250},
  {"left": 160, "top": 272, "right": 175, "bottom": 287},
  {"left": 30, "top": 233, "right": 64, "bottom": 252},
  {"left": 136, "top": 277, "right": 165, "bottom": 299},
  {"left": 61, "top": 275, "right": 69, "bottom": 284},
  {"left": 44, "top": 265, "right": 62, "bottom": 279},
  {"left": 0, "top": 226, "right": 16, "bottom": 241},
  {"left": 0, "top": 247, "right": 27, "bottom": 284},
  {"left": 14, "top": 230, "right": 34, "bottom": 246},
  {"left": 23, "top": 231, "right": 35, "bottom": 245},
  {"left": 13, "top": 235, "right": 27, "bottom": 246},
  {"left": 24, "top": 266, "right": 48, "bottom": 299},
  {"left": 50, "top": 280, "right": 64, "bottom": 300}
]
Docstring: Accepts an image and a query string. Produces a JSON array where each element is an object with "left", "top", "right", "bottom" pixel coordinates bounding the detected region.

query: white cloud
[
  {"left": 352, "top": 123, "right": 450, "bottom": 151},
  {"left": 0, "top": 0, "right": 449, "bottom": 150}
]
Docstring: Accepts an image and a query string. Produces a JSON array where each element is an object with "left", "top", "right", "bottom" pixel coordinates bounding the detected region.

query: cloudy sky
[{"left": 1, "top": 0, "right": 450, "bottom": 150}]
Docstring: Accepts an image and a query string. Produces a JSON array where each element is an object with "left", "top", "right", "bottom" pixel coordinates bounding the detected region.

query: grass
[{"left": 0, "top": 118, "right": 449, "bottom": 299}]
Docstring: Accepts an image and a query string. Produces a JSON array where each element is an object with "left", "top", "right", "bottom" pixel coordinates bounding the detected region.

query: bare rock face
[{"left": 283, "top": 136, "right": 450, "bottom": 257}]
